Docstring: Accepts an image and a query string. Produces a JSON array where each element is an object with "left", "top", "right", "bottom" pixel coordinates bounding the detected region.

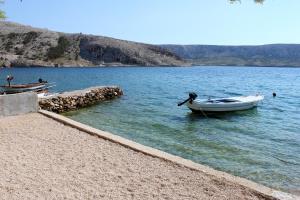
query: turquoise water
[{"left": 1, "top": 66, "right": 299, "bottom": 193}]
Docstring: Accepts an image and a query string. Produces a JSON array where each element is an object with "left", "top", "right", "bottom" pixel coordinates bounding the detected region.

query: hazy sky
[{"left": 3, "top": 0, "right": 300, "bottom": 45}]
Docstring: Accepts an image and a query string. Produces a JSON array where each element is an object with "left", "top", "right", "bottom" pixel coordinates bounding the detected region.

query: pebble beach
[{"left": 0, "top": 113, "right": 283, "bottom": 199}]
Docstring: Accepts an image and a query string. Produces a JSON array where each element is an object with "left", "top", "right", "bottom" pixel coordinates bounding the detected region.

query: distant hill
[
  {"left": 161, "top": 44, "right": 300, "bottom": 67},
  {"left": 2, "top": 21, "right": 300, "bottom": 68},
  {"left": 0, "top": 21, "right": 185, "bottom": 67}
]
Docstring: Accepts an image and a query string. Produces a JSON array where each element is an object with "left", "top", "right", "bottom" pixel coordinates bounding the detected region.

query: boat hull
[
  {"left": 0, "top": 83, "right": 47, "bottom": 94},
  {"left": 187, "top": 95, "right": 263, "bottom": 112}
]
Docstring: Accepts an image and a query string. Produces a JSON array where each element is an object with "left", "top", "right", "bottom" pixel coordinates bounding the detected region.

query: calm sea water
[{"left": 1, "top": 66, "right": 299, "bottom": 193}]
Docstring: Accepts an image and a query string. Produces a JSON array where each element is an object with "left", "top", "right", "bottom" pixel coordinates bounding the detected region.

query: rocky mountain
[
  {"left": 0, "top": 21, "right": 185, "bottom": 67},
  {"left": 161, "top": 44, "right": 300, "bottom": 67},
  {"left": 2, "top": 21, "right": 300, "bottom": 68}
]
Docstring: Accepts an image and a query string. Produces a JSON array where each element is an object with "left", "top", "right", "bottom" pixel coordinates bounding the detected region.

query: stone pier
[{"left": 39, "top": 86, "right": 123, "bottom": 113}]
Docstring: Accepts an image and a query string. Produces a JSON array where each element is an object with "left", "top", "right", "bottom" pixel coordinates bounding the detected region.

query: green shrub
[
  {"left": 15, "top": 47, "right": 24, "bottom": 55},
  {"left": 47, "top": 36, "right": 70, "bottom": 59},
  {"left": 23, "top": 31, "right": 39, "bottom": 45},
  {"left": 5, "top": 41, "right": 12, "bottom": 51},
  {"left": 8, "top": 33, "right": 18, "bottom": 39}
]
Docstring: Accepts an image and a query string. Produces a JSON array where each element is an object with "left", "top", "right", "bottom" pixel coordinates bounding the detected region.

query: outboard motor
[
  {"left": 189, "top": 92, "right": 197, "bottom": 101},
  {"left": 178, "top": 92, "right": 198, "bottom": 106},
  {"left": 38, "top": 78, "right": 48, "bottom": 83}
]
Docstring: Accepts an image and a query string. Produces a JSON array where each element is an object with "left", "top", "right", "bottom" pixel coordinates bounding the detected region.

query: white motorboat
[{"left": 178, "top": 93, "right": 264, "bottom": 112}]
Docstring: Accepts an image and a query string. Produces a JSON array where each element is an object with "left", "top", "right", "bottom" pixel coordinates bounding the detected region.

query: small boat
[
  {"left": 0, "top": 76, "right": 53, "bottom": 94},
  {"left": 0, "top": 82, "right": 47, "bottom": 94},
  {"left": 178, "top": 93, "right": 264, "bottom": 112}
]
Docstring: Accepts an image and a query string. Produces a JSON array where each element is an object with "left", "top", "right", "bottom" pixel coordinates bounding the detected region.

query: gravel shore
[{"left": 0, "top": 113, "right": 276, "bottom": 200}]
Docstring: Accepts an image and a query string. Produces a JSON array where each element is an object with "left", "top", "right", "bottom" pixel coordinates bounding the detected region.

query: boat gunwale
[{"left": 193, "top": 96, "right": 263, "bottom": 105}]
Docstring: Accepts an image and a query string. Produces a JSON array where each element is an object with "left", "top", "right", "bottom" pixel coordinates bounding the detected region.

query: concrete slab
[{"left": 0, "top": 92, "right": 38, "bottom": 117}]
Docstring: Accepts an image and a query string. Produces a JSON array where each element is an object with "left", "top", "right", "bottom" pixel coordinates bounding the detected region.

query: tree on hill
[
  {"left": 0, "top": 0, "right": 5, "bottom": 19},
  {"left": 0, "top": 11, "right": 4, "bottom": 19}
]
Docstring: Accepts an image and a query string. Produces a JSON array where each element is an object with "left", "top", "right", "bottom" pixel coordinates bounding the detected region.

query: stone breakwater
[{"left": 39, "top": 86, "right": 123, "bottom": 113}]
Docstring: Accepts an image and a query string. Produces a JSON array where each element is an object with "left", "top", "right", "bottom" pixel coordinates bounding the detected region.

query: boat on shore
[{"left": 178, "top": 93, "right": 264, "bottom": 113}]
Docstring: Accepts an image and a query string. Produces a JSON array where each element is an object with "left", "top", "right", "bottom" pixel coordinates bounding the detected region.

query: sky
[{"left": 2, "top": 0, "right": 300, "bottom": 45}]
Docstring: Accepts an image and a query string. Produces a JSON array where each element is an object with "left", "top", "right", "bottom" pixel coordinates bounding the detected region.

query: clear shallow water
[{"left": 1, "top": 66, "right": 299, "bottom": 193}]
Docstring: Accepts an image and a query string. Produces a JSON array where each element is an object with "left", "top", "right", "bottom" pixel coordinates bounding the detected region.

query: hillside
[
  {"left": 161, "top": 44, "right": 300, "bottom": 67},
  {"left": 2, "top": 21, "right": 300, "bottom": 68},
  {"left": 0, "top": 21, "right": 185, "bottom": 67}
]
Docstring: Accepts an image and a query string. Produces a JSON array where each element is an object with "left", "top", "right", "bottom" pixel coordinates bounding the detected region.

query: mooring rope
[{"left": 198, "top": 105, "right": 209, "bottom": 119}]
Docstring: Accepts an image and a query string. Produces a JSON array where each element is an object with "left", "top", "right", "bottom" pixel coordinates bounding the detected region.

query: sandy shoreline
[{"left": 0, "top": 113, "right": 293, "bottom": 199}]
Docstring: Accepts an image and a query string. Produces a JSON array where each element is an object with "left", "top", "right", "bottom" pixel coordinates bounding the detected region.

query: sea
[{"left": 1, "top": 66, "right": 299, "bottom": 194}]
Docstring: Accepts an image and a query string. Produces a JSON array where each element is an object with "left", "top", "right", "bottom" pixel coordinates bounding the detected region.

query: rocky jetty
[{"left": 39, "top": 86, "right": 123, "bottom": 113}]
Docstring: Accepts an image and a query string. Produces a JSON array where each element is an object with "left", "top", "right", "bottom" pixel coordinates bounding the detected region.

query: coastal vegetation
[
  {"left": 0, "top": 10, "right": 4, "bottom": 19},
  {"left": 47, "top": 36, "right": 70, "bottom": 60},
  {"left": 0, "top": 0, "right": 5, "bottom": 19},
  {"left": 22, "top": 31, "right": 39, "bottom": 45}
]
